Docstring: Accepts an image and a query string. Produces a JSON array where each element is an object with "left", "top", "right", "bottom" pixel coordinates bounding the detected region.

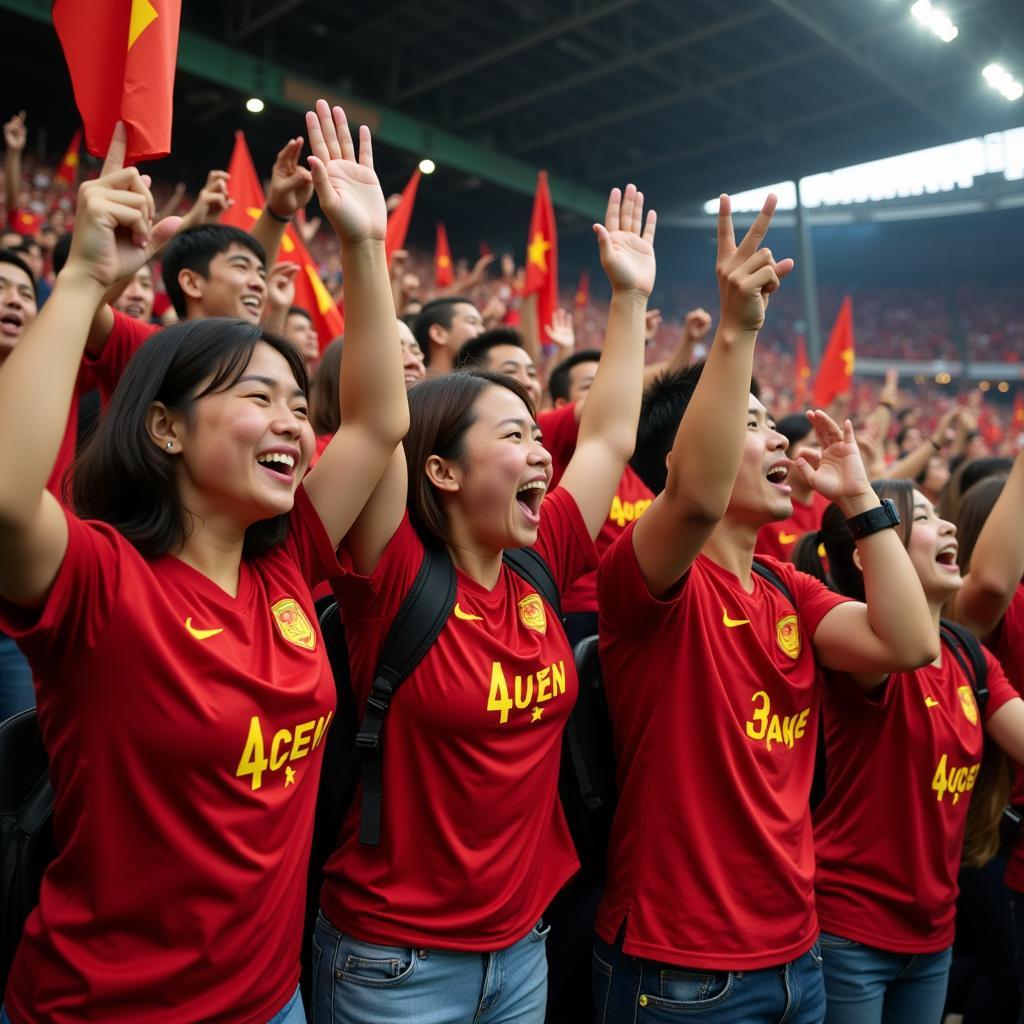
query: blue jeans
[
  {"left": 310, "top": 910, "right": 549, "bottom": 1023},
  {"left": 0, "top": 633, "right": 34, "bottom": 722},
  {"left": 592, "top": 934, "right": 826, "bottom": 1023},
  {"left": 819, "top": 931, "right": 952, "bottom": 1024}
]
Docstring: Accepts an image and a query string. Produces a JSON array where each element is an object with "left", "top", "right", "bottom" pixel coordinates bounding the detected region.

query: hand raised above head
[
  {"left": 3, "top": 110, "right": 26, "bottom": 152},
  {"left": 268, "top": 137, "right": 314, "bottom": 220},
  {"left": 305, "top": 99, "right": 386, "bottom": 247},
  {"left": 593, "top": 183, "right": 656, "bottom": 297}
]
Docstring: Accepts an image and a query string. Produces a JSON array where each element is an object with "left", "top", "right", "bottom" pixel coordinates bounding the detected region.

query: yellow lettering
[
  {"left": 932, "top": 753, "right": 949, "bottom": 802},
  {"left": 782, "top": 715, "right": 796, "bottom": 748},
  {"left": 291, "top": 720, "right": 315, "bottom": 761},
  {"left": 537, "top": 666, "right": 552, "bottom": 702},
  {"left": 312, "top": 711, "right": 334, "bottom": 751},
  {"left": 793, "top": 708, "right": 810, "bottom": 742},
  {"left": 746, "top": 691, "right": 769, "bottom": 741},
  {"left": 609, "top": 495, "right": 626, "bottom": 528},
  {"left": 487, "top": 662, "right": 514, "bottom": 724},
  {"left": 766, "top": 715, "right": 783, "bottom": 752},
  {"left": 270, "top": 728, "right": 292, "bottom": 771},
  {"left": 514, "top": 674, "right": 534, "bottom": 709},
  {"left": 635, "top": 499, "right": 652, "bottom": 519},
  {"left": 552, "top": 661, "right": 566, "bottom": 696},
  {"left": 236, "top": 716, "right": 269, "bottom": 791}
]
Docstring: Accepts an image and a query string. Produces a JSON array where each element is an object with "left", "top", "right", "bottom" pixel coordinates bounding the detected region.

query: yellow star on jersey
[
  {"left": 527, "top": 232, "right": 551, "bottom": 274},
  {"left": 531, "top": 706, "right": 544, "bottom": 722},
  {"left": 284, "top": 766, "right": 296, "bottom": 787}
]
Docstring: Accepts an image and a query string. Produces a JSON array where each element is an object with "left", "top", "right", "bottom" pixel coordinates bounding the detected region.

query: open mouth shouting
[
  {"left": 0, "top": 312, "right": 24, "bottom": 339},
  {"left": 515, "top": 479, "right": 547, "bottom": 525},
  {"left": 240, "top": 294, "right": 263, "bottom": 320},
  {"left": 935, "top": 542, "right": 959, "bottom": 572},
  {"left": 765, "top": 460, "right": 791, "bottom": 494},
  {"left": 256, "top": 448, "right": 298, "bottom": 483}
]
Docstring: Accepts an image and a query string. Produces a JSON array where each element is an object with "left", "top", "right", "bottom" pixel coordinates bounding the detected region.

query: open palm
[
  {"left": 305, "top": 99, "right": 386, "bottom": 245},
  {"left": 595, "top": 184, "right": 656, "bottom": 296}
]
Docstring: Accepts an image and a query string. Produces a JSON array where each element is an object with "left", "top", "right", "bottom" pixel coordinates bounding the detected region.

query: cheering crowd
[{"left": 1, "top": 97, "right": 1024, "bottom": 1024}]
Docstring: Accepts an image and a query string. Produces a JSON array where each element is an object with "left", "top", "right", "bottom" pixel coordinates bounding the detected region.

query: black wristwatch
[{"left": 846, "top": 498, "right": 900, "bottom": 540}]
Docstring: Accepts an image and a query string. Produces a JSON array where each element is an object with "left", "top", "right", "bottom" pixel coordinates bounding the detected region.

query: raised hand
[
  {"left": 593, "top": 184, "right": 656, "bottom": 296},
  {"left": 3, "top": 111, "right": 26, "bottom": 152},
  {"left": 265, "top": 261, "right": 298, "bottom": 313},
  {"left": 683, "top": 307, "right": 712, "bottom": 342},
  {"left": 644, "top": 308, "right": 663, "bottom": 343},
  {"left": 64, "top": 123, "right": 180, "bottom": 290},
  {"left": 716, "top": 193, "right": 794, "bottom": 336},
  {"left": 305, "top": 100, "right": 386, "bottom": 246},
  {"left": 791, "top": 409, "right": 874, "bottom": 511},
  {"left": 545, "top": 307, "right": 576, "bottom": 350},
  {"left": 267, "top": 137, "right": 314, "bottom": 220}
]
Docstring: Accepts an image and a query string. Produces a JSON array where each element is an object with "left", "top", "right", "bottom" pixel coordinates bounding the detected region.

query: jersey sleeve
[
  {"left": 983, "top": 647, "right": 1019, "bottom": 721},
  {"left": 777, "top": 560, "right": 852, "bottom": 639},
  {"left": 279, "top": 484, "right": 347, "bottom": 588},
  {"left": 532, "top": 486, "right": 598, "bottom": 596},
  {"left": 78, "top": 309, "right": 158, "bottom": 402},
  {"left": 0, "top": 510, "right": 126, "bottom": 668},
  {"left": 537, "top": 403, "right": 580, "bottom": 487}
]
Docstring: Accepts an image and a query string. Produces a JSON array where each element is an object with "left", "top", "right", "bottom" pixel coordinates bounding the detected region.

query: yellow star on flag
[
  {"left": 284, "top": 766, "right": 296, "bottom": 787},
  {"left": 527, "top": 232, "right": 551, "bottom": 273},
  {"left": 840, "top": 348, "right": 854, "bottom": 376},
  {"left": 438, "top": 255, "right": 451, "bottom": 268},
  {"left": 128, "top": 0, "right": 159, "bottom": 50},
  {"left": 530, "top": 706, "right": 544, "bottom": 722}
]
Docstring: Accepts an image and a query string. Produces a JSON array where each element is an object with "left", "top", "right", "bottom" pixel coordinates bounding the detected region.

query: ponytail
[{"left": 793, "top": 530, "right": 829, "bottom": 587}]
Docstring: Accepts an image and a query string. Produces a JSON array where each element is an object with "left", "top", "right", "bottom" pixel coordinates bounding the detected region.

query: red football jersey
[
  {"left": 538, "top": 402, "right": 653, "bottom": 613},
  {"left": 596, "top": 532, "right": 849, "bottom": 970},
  {"left": 989, "top": 584, "right": 1024, "bottom": 892},
  {"left": 814, "top": 648, "right": 1016, "bottom": 952},
  {"left": 321, "top": 487, "right": 596, "bottom": 950},
  {"left": 0, "top": 488, "right": 338, "bottom": 1023},
  {"left": 755, "top": 490, "right": 830, "bottom": 563}
]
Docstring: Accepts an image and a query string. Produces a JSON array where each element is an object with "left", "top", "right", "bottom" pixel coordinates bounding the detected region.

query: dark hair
[
  {"left": 404, "top": 371, "right": 534, "bottom": 545},
  {"left": 73, "top": 317, "right": 308, "bottom": 558},
  {"left": 630, "top": 363, "right": 705, "bottom": 495},
  {"left": 453, "top": 327, "right": 525, "bottom": 371},
  {"left": 0, "top": 249, "right": 37, "bottom": 301},
  {"left": 793, "top": 479, "right": 915, "bottom": 601},
  {"left": 287, "top": 305, "right": 313, "bottom": 323},
  {"left": 413, "top": 296, "right": 475, "bottom": 362},
  {"left": 895, "top": 425, "right": 921, "bottom": 451},
  {"left": 774, "top": 412, "right": 814, "bottom": 450},
  {"left": 162, "top": 225, "right": 266, "bottom": 318},
  {"left": 548, "top": 349, "right": 601, "bottom": 403},
  {"left": 51, "top": 233, "right": 73, "bottom": 276},
  {"left": 954, "top": 474, "right": 1008, "bottom": 574},
  {"left": 939, "top": 456, "right": 1013, "bottom": 523},
  {"left": 309, "top": 337, "right": 344, "bottom": 436}
]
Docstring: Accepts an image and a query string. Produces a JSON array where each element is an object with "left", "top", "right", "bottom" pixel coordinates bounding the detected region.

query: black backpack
[{"left": 0, "top": 707, "right": 55, "bottom": 995}]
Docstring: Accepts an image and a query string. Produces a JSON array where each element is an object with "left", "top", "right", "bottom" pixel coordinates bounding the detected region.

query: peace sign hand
[
  {"left": 791, "top": 409, "right": 877, "bottom": 516},
  {"left": 305, "top": 99, "right": 386, "bottom": 247},
  {"left": 593, "top": 184, "right": 656, "bottom": 297},
  {"left": 716, "top": 193, "right": 794, "bottom": 337}
]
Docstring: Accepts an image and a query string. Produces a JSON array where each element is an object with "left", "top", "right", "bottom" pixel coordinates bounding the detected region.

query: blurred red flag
[
  {"left": 1014, "top": 392, "right": 1024, "bottom": 429},
  {"left": 53, "top": 128, "right": 82, "bottom": 187},
  {"left": 812, "top": 296, "right": 855, "bottom": 408},
  {"left": 574, "top": 269, "right": 590, "bottom": 311},
  {"left": 384, "top": 169, "right": 420, "bottom": 264},
  {"left": 523, "top": 170, "right": 558, "bottom": 340},
  {"left": 794, "top": 333, "right": 811, "bottom": 404},
  {"left": 435, "top": 222, "right": 454, "bottom": 288},
  {"left": 221, "top": 130, "right": 344, "bottom": 348},
  {"left": 53, "top": 0, "right": 181, "bottom": 163}
]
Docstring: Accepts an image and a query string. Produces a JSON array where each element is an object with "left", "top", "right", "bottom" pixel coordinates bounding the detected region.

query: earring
[{"left": 166, "top": 441, "right": 173, "bottom": 450}]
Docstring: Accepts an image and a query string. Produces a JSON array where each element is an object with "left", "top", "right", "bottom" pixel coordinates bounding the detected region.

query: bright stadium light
[
  {"left": 246, "top": 97, "right": 265, "bottom": 114},
  {"left": 418, "top": 158, "right": 436, "bottom": 174},
  {"left": 910, "top": 1, "right": 958, "bottom": 42},
  {"left": 982, "top": 64, "right": 1023, "bottom": 100}
]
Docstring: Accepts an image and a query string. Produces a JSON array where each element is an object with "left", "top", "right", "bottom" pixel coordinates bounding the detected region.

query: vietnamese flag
[
  {"left": 435, "top": 222, "right": 454, "bottom": 288},
  {"left": 794, "top": 332, "right": 811, "bottom": 404},
  {"left": 574, "top": 269, "right": 590, "bottom": 311},
  {"left": 384, "top": 169, "right": 420, "bottom": 265},
  {"left": 221, "top": 130, "right": 344, "bottom": 348},
  {"left": 53, "top": 128, "right": 82, "bottom": 188},
  {"left": 53, "top": 0, "right": 181, "bottom": 164},
  {"left": 523, "top": 170, "right": 558, "bottom": 339},
  {"left": 812, "top": 296, "right": 855, "bottom": 408}
]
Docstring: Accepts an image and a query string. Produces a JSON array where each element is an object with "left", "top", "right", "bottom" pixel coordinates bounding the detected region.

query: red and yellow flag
[
  {"left": 812, "top": 296, "right": 855, "bottom": 408},
  {"left": 384, "top": 169, "right": 421, "bottom": 265},
  {"left": 793, "top": 333, "right": 811, "bottom": 404},
  {"left": 523, "top": 170, "right": 558, "bottom": 340},
  {"left": 221, "top": 130, "right": 344, "bottom": 349},
  {"left": 53, "top": 0, "right": 181, "bottom": 163},
  {"left": 53, "top": 128, "right": 82, "bottom": 187},
  {"left": 435, "top": 221, "right": 454, "bottom": 288}
]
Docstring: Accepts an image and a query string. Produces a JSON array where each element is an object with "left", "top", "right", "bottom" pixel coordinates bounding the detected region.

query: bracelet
[
  {"left": 846, "top": 498, "right": 901, "bottom": 541},
  {"left": 265, "top": 206, "right": 293, "bottom": 224}
]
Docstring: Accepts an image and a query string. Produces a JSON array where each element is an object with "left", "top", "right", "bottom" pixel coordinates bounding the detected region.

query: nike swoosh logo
[
  {"left": 453, "top": 603, "right": 483, "bottom": 622},
  {"left": 185, "top": 617, "right": 224, "bottom": 641},
  {"left": 722, "top": 609, "right": 750, "bottom": 628},
  {"left": 779, "top": 532, "right": 798, "bottom": 545},
  {"left": 925, "top": 696, "right": 940, "bottom": 708}
]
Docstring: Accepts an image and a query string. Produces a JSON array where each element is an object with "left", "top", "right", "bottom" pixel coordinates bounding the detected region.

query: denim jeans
[
  {"left": 310, "top": 910, "right": 549, "bottom": 1024},
  {"left": 818, "top": 931, "right": 952, "bottom": 1024},
  {"left": 592, "top": 933, "right": 825, "bottom": 1023},
  {"left": 0, "top": 633, "right": 34, "bottom": 722}
]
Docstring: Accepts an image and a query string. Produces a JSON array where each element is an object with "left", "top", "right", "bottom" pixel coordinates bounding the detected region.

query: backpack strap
[
  {"left": 357, "top": 544, "right": 457, "bottom": 845},
  {"left": 751, "top": 558, "right": 795, "bottom": 606},
  {"left": 503, "top": 547, "right": 562, "bottom": 619},
  {"left": 940, "top": 619, "right": 989, "bottom": 713}
]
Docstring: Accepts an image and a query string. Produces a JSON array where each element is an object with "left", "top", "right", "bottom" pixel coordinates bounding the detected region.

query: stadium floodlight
[
  {"left": 246, "top": 97, "right": 265, "bottom": 113},
  {"left": 910, "top": 1, "right": 958, "bottom": 42},
  {"left": 982, "top": 64, "right": 1023, "bottom": 100},
  {"left": 418, "top": 158, "right": 436, "bottom": 174}
]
